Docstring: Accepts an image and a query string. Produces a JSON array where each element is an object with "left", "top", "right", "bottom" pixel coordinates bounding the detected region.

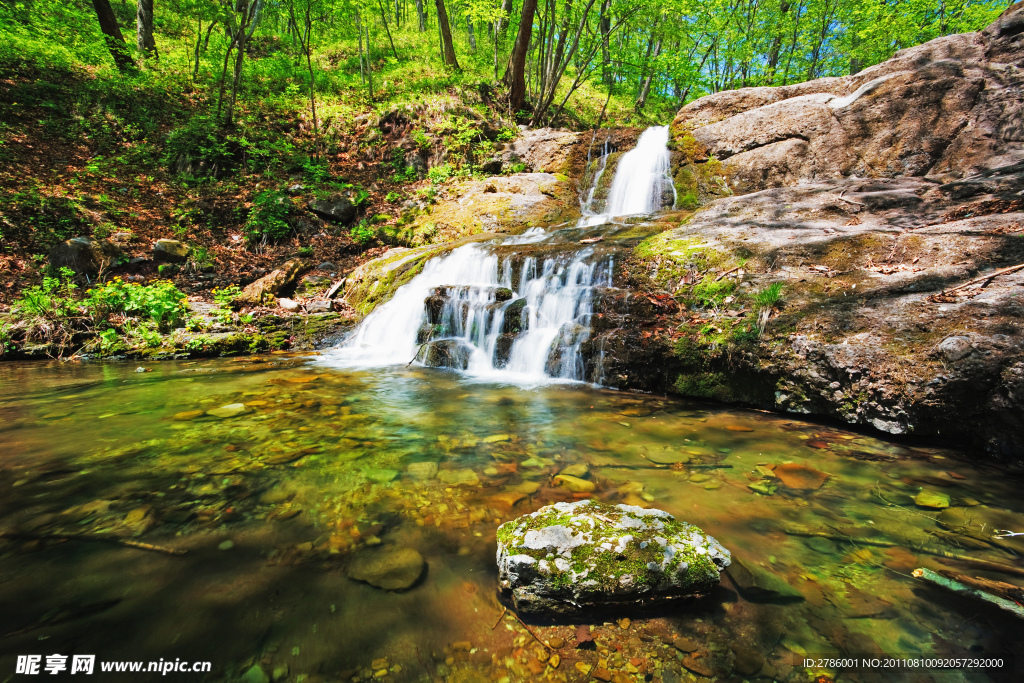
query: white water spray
[{"left": 319, "top": 126, "right": 674, "bottom": 382}]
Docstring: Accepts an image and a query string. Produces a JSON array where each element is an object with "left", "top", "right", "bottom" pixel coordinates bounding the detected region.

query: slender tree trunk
[
  {"left": 193, "top": 18, "right": 202, "bottom": 80},
  {"left": 766, "top": 1, "right": 790, "bottom": 84},
  {"left": 366, "top": 20, "right": 374, "bottom": 98},
  {"left": 415, "top": 0, "right": 426, "bottom": 31},
  {"left": 467, "top": 16, "right": 476, "bottom": 51},
  {"left": 225, "top": 0, "right": 255, "bottom": 125},
  {"left": 634, "top": 37, "right": 661, "bottom": 114},
  {"left": 434, "top": 0, "right": 460, "bottom": 69},
  {"left": 356, "top": 11, "right": 365, "bottom": 84},
  {"left": 506, "top": 0, "right": 538, "bottom": 113},
  {"left": 90, "top": 0, "right": 136, "bottom": 72},
  {"left": 378, "top": 0, "right": 400, "bottom": 58},
  {"left": 599, "top": 0, "right": 611, "bottom": 85},
  {"left": 136, "top": 0, "right": 157, "bottom": 59}
]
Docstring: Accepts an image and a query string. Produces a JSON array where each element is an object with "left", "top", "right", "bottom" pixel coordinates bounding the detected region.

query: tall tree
[
  {"left": 506, "top": 0, "right": 537, "bottom": 113},
  {"left": 435, "top": 0, "right": 460, "bottom": 68},
  {"left": 137, "top": 0, "right": 158, "bottom": 59},
  {"left": 90, "top": 0, "right": 136, "bottom": 72}
]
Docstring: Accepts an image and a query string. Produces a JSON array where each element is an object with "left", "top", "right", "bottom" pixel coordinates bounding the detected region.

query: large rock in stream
[{"left": 496, "top": 500, "right": 730, "bottom": 616}]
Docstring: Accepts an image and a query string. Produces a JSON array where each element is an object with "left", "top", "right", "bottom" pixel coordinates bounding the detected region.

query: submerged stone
[
  {"left": 774, "top": 463, "right": 829, "bottom": 490},
  {"left": 496, "top": 499, "right": 730, "bottom": 616},
  {"left": 914, "top": 490, "right": 950, "bottom": 509},
  {"left": 347, "top": 547, "right": 426, "bottom": 591},
  {"left": 206, "top": 403, "right": 249, "bottom": 419}
]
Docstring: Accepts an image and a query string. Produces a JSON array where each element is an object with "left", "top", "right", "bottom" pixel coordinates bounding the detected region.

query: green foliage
[
  {"left": 13, "top": 267, "right": 80, "bottom": 320},
  {"left": 297, "top": 246, "right": 314, "bottom": 257},
  {"left": 213, "top": 285, "right": 243, "bottom": 308},
  {"left": 85, "top": 279, "right": 188, "bottom": 330},
  {"left": 350, "top": 220, "right": 377, "bottom": 244},
  {"left": 385, "top": 191, "right": 404, "bottom": 202},
  {"left": 244, "top": 190, "right": 293, "bottom": 243},
  {"left": 427, "top": 164, "right": 456, "bottom": 183},
  {"left": 410, "top": 129, "right": 431, "bottom": 150}
]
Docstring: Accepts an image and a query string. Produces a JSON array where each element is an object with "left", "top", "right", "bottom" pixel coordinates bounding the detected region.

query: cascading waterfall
[
  {"left": 579, "top": 125, "right": 674, "bottom": 226},
  {"left": 320, "top": 126, "right": 674, "bottom": 383}
]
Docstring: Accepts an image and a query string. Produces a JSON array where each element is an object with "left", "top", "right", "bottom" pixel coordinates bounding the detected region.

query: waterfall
[
  {"left": 320, "top": 126, "right": 674, "bottom": 383},
  {"left": 579, "top": 125, "right": 673, "bottom": 226}
]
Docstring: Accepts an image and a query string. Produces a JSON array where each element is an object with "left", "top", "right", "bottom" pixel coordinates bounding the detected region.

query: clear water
[{"left": 1, "top": 358, "right": 1023, "bottom": 682}]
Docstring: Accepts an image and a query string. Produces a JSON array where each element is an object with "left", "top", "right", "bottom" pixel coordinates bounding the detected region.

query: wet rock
[
  {"left": 173, "top": 410, "right": 205, "bottom": 421},
  {"left": 914, "top": 490, "right": 951, "bottom": 509},
  {"left": 773, "top": 463, "right": 829, "bottom": 490},
  {"left": 732, "top": 646, "right": 764, "bottom": 676},
  {"left": 347, "top": 547, "right": 426, "bottom": 591},
  {"left": 365, "top": 469, "right": 399, "bottom": 484},
  {"left": 303, "top": 300, "right": 332, "bottom": 313},
  {"left": 673, "top": 636, "right": 699, "bottom": 653},
  {"left": 218, "top": 540, "right": 235, "bottom": 551},
  {"left": 406, "top": 461, "right": 438, "bottom": 480},
  {"left": 48, "top": 237, "right": 123, "bottom": 275},
  {"left": 437, "top": 469, "right": 480, "bottom": 487},
  {"left": 207, "top": 403, "right": 249, "bottom": 419},
  {"left": 559, "top": 464, "right": 589, "bottom": 478},
  {"left": 153, "top": 239, "right": 189, "bottom": 263},
  {"left": 553, "top": 474, "right": 595, "bottom": 493},
  {"left": 240, "top": 664, "right": 270, "bottom": 683},
  {"left": 726, "top": 557, "right": 804, "bottom": 603},
  {"left": 938, "top": 336, "right": 973, "bottom": 362},
  {"left": 416, "top": 339, "right": 474, "bottom": 370},
  {"left": 308, "top": 194, "right": 355, "bottom": 224},
  {"left": 647, "top": 451, "right": 690, "bottom": 466},
  {"left": 496, "top": 500, "right": 731, "bottom": 616}
]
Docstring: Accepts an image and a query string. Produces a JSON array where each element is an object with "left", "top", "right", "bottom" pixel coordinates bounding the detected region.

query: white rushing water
[
  {"left": 319, "top": 126, "right": 674, "bottom": 382},
  {"left": 579, "top": 125, "right": 674, "bottom": 226}
]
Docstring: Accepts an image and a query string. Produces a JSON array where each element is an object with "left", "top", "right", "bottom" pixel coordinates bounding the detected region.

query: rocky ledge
[{"left": 496, "top": 500, "right": 731, "bottom": 617}]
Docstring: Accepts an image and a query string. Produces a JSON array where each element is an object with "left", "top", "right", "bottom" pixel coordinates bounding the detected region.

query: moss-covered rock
[{"left": 496, "top": 500, "right": 730, "bottom": 616}]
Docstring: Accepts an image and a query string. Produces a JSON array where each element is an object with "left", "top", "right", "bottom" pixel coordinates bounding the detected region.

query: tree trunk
[
  {"left": 599, "top": 0, "right": 611, "bottom": 85},
  {"left": 434, "top": 0, "right": 459, "bottom": 69},
  {"left": 225, "top": 0, "right": 254, "bottom": 125},
  {"left": 415, "top": 0, "right": 426, "bottom": 31},
  {"left": 467, "top": 16, "right": 476, "bottom": 51},
  {"left": 90, "top": 0, "right": 135, "bottom": 72},
  {"left": 634, "top": 37, "right": 662, "bottom": 114},
  {"left": 378, "top": 0, "right": 399, "bottom": 58},
  {"left": 506, "top": 0, "right": 538, "bottom": 113},
  {"left": 136, "top": 0, "right": 157, "bottom": 59}
]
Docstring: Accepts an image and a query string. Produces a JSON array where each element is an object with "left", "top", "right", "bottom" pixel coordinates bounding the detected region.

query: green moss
[
  {"left": 674, "top": 371, "right": 732, "bottom": 401},
  {"left": 498, "top": 500, "right": 723, "bottom": 594}
]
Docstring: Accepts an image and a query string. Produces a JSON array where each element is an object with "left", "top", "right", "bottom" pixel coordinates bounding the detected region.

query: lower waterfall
[{"left": 320, "top": 126, "right": 675, "bottom": 382}]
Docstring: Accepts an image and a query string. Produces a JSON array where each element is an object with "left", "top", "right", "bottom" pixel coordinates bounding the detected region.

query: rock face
[
  {"left": 672, "top": 2, "right": 1024, "bottom": 193},
  {"left": 239, "top": 259, "right": 313, "bottom": 303},
  {"left": 598, "top": 5, "right": 1024, "bottom": 458},
  {"left": 496, "top": 500, "right": 730, "bottom": 616},
  {"left": 48, "top": 237, "right": 123, "bottom": 275},
  {"left": 407, "top": 173, "right": 580, "bottom": 244},
  {"left": 500, "top": 128, "right": 584, "bottom": 174}
]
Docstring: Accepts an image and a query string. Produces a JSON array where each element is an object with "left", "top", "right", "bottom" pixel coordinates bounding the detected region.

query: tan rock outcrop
[{"left": 672, "top": 2, "right": 1024, "bottom": 193}]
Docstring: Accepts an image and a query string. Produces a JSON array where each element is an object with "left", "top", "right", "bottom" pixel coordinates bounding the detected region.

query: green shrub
[
  {"left": 350, "top": 220, "right": 377, "bottom": 244},
  {"left": 13, "top": 267, "right": 80, "bottom": 320},
  {"left": 244, "top": 190, "right": 293, "bottom": 243},
  {"left": 85, "top": 279, "right": 188, "bottom": 330},
  {"left": 427, "top": 163, "right": 455, "bottom": 183}
]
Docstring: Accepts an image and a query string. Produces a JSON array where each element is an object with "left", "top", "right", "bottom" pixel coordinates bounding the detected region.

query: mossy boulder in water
[{"left": 496, "top": 500, "right": 730, "bottom": 616}]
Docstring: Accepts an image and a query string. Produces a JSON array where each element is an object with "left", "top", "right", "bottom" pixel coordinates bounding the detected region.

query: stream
[{"left": 1, "top": 127, "right": 1023, "bottom": 682}]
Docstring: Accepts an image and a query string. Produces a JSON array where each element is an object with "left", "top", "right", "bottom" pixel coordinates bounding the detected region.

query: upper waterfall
[
  {"left": 579, "top": 125, "right": 674, "bottom": 226},
  {"left": 319, "top": 126, "right": 674, "bottom": 383}
]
